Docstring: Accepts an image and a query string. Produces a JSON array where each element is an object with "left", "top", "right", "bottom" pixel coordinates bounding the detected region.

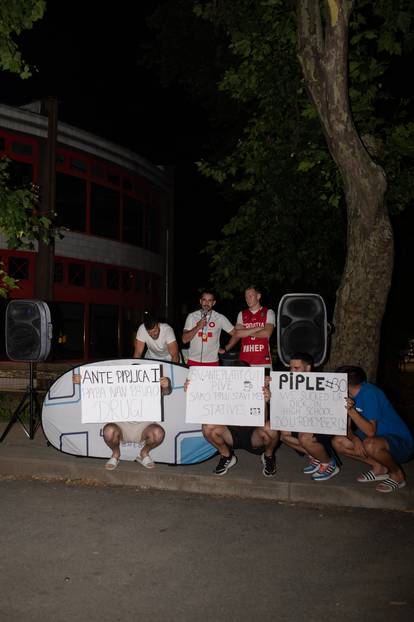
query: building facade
[{"left": 0, "top": 101, "right": 174, "bottom": 363}]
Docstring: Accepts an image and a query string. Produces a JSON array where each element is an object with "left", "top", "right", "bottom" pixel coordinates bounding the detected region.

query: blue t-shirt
[{"left": 354, "top": 382, "right": 414, "bottom": 448}]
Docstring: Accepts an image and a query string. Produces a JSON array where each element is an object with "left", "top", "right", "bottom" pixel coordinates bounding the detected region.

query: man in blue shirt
[{"left": 332, "top": 366, "right": 414, "bottom": 493}]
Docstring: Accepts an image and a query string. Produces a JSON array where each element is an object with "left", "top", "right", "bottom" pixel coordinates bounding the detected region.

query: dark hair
[
  {"left": 335, "top": 365, "right": 367, "bottom": 386},
  {"left": 290, "top": 352, "right": 314, "bottom": 367},
  {"left": 143, "top": 313, "right": 158, "bottom": 331}
]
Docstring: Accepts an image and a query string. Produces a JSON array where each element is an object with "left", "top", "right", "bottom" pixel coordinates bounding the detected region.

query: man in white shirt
[
  {"left": 182, "top": 291, "right": 235, "bottom": 366},
  {"left": 134, "top": 314, "right": 180, "bottom": 363}
]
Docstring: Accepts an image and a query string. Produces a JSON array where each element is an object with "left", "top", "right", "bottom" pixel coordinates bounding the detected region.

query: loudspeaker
[
  {"left": 277, "top": 293, "right": 327, "bottom": 367},
  {"left": 219, "top": 351, "right": 240, "bottom": 366},
  {"left": 5, "top": 300, "right": 52, "bottom": 362}
]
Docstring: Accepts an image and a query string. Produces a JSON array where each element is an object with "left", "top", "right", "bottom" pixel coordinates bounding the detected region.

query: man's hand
[
  {"left": 160, "top": 376, "right": 172, "bottom": 396},
  {"left": 72, "top": 373, "right": 81, "bottom": 385},
  {"left": 262, "top": 385, "right": 271, "bottom": 403},
  {"left": 351, "top": 435, "right": 367, "bottom": 458}
]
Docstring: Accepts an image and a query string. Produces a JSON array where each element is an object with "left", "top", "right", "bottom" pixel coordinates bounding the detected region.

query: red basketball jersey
[{"left": 240, "top": 307, "right": 271, "bottom": 366}]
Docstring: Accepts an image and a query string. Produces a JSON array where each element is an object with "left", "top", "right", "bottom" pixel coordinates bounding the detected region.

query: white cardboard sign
[
  {"left": 186, "top": 366, "right": 265, "bottom": 426},
  {"left": 270, "top": 371, "right": 347, "bottom": 435},
  {"left": 80, "top": 363, "right": 162, "bottom": 424}
]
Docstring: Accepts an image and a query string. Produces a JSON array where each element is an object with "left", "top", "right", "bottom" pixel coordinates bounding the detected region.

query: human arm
[
  {"left": 167, "top": 340, "right": 180, "bottom": 363},
  {"left": 160, "top": 376, "right": 172, "bottom": 396},
  {"left": 182, "top": 317, "right": 206, "bottom": 344},
  {"left": 133, "top": 339, "right": 146, "bottom": 359},
  {"left": 233, "top": 323, "right": 274, "bottom": 339},
  {"left": 346, "top": 397, "right": 377, "bottom": 437},
  {"left": 219, "top": 328, "right": 239, "bottom": 354}
]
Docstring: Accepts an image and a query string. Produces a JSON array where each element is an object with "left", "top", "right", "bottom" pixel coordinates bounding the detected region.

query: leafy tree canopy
[
  {"left": 0, "top": 0, "right": 47, "bottom": 297},
  {"left": 0, "top": 0, "right": 45, "bottom": 78},
  {"left": 148, "top": 0, "right": 414, "bottom": 300}
]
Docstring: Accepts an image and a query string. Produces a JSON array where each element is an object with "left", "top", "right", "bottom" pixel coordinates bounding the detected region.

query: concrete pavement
[{"left": 1, "top": 421, "right": 414, "bottom": 512}]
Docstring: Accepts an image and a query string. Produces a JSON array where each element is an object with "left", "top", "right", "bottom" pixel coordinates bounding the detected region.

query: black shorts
[
  {"left": 292, "top": 431, "right": 333, "bottom": 454},
  {"left": 228, "top": 426, "right": 263, "bottom": 455}
]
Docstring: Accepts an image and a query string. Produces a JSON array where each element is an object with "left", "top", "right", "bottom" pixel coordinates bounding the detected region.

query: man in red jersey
[{"left": 225, "top": 285, "right": 275, "bottom": 368}]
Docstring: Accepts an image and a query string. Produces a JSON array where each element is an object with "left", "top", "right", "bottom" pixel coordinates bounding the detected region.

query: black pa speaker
[
  {"left": 5, "top": 300, "right": 53, "bottom": 362},
  {"left": 277, "top": 293, "right": 327, "bottom": 367}
]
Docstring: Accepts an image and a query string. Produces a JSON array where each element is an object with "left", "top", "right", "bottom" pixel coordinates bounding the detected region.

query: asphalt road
[{"left": 1, "top": 479, "right": 413, "bottom": 622}]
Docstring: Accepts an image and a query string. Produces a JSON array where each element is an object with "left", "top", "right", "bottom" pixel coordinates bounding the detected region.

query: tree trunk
[
  {"left": 297, "top": 0, "right": 393, "bottom": 379},
  {"left": 34, "top": 97, "right": 57, "bottom": 301}
]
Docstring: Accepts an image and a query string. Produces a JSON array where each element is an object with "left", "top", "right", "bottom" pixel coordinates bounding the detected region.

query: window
[
  {"left": 122, "top": 195, "right": 143, "bottom": 246},
  {"left": 90, "top": 266, "right": 103, "bottom": 289},
  {"left": 7, "top": 161, "right": 33, "bottom": 187},
  {"left": 54, "top": 262, "right": 64, "bottom": 283},
  {"left": 135, "top": 272, "right": 142, "bottom": 292},
  {"left": 107, "top": 172, "right": 119, "bottom": 186},
  {"left": 56, "top": 172, "right": 86, "bottom": 231},
  {"left": 90, "top": 183, "right": 119, "bottom": 239},
  {"left": 70, "top": 158, "right": 87, "bottom": 173},
  {"left": 8, "top": 257, "right": 29, "bottom": 280},
  {"left": 68, "top": 263, "right": 85, "bottom": 286},
  {"left": 107, "top": 268, "right": 119, "bottom": 290},
  {"left": 89, "top": 304, "right": 119, "bottom": 359},
  {"left": 122, "top": 271, "right": 133, "bottom": 292},
  {"left": 147, "top": 206, "right": 160, "bottom": 252},
  {"left": 11, "top": 141, "right": 33, "bottom": 156},
  {"left": 123, "top": 177, "right": 132, "bottom": 191},
  {"left": 91, "top": 164, "right": 105, "bottom": 180},
  {"left": 50, "top": 302, "right": 84, "bottom": 360}
]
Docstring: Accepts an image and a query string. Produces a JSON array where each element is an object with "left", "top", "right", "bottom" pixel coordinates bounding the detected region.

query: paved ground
[
  {"left": 1, "top": 479, "right": 413, "bottom": 622},
  {"left": 1, "top": 422, "right": 414, "bottom": 512}
]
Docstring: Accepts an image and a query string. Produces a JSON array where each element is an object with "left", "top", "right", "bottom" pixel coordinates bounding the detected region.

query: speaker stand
[{"left": 0, "top": 363, "right": 42, "bottom": 443}]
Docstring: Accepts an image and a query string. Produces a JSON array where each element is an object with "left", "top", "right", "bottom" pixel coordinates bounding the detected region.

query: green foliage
[
  {"left": 0, "top": 1, "right": 50, "bottom": 298},
  {"left": 0, "top": 261, "right": 19, "bottom": 299},
  {"left": 0, "top": 0, "right": 46, "bottom": 77},
  {"left": 0, "top": 157, "right": 56, "bottom": 250},
  {"left": 191, "top": 0, "right": 414, "bottom": 298}
]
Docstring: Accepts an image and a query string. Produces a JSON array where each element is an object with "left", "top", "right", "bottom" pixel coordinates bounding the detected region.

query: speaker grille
[
  {"left": 5, "top": 300, "right": 52, "bottom": 362},
  {"left": 277, "top": 294, "right": 327, "bottom": 367}
]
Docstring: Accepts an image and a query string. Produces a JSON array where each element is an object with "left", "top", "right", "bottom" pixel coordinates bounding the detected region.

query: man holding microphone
[{"left": 182, "top": 290, "right": 235, "bottom": 366}]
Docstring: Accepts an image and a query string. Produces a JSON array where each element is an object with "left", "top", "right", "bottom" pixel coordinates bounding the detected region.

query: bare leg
[
  {"left": 103, "top": 423, "right": 122, "bottom": 461},
  {"left": 299, "top": 432, "right": 330, "bottom": 463},
  {"left": 332, "top": 436, "right": 385, "bottom": 473},
  {"left": 280, "top": 431, "right": 307, "bottom": 455},
  {"left": 363, "top": 437, "right": 405, "bottom": 482},
  {"left": 139, "top": 424, "right": 165, "bottom": 459},
  {"left": 251, "top": 424, "right": 280, "bottom": 457},
  {"left": 202, "top": 424, "right": 234, "bottom": 457}
]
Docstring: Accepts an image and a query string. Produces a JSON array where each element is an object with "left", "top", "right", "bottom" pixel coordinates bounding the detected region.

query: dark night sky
[
  {"left": 1, "top": 2, "right": 413, "bottom": 355},
  {"left": 0, "top": 1, "right": 229, "bottom": 315}
]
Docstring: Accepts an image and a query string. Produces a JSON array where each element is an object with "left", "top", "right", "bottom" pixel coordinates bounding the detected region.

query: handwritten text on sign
[
  {"left": 186, "top": 366, "right": 265, "bottom": 426},
  {"left": 80, "top": 364, "right": 162, "bottom": 424},
  {"left": 270, "top": 372, "right": 347, "bottom": 435}
]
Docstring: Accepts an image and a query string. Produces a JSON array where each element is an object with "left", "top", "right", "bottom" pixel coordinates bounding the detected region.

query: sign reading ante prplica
[{"left": 80, "top": 363, "right": 162, "bottom": 424}]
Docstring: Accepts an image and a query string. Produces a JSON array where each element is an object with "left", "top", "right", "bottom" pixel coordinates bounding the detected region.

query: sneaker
[
  {"left": 214, "top": 453, "right": 237, "bottom": 475},
  {"left": 261, "top": 453, "right": 277, "bottom": 477},
  {"left": 303, "top": 457, "right": 321, "bottom": 475},
  {"left": 311, "top": 461, "right": 340, "bottom": 481}
]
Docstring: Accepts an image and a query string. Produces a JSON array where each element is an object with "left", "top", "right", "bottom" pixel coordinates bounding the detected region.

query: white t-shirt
[
  {"left": 136, "top": 322, "right": 177, "bottom": 361},
  {"left": 184, "top": 309, "right": 234, "bottom": 363}
]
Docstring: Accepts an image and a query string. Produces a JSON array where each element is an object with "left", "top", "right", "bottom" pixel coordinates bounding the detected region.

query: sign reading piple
[
  {"left": 185, "top": 366, "right": 265, "bottom": 427},
  {"left": 270, "top": 371, "right": 347, "bottom": 435}
]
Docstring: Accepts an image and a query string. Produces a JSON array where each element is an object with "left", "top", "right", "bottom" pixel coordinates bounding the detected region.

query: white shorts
[{"left": 115, "top": 421, "right": 156, "bottom": 444}]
